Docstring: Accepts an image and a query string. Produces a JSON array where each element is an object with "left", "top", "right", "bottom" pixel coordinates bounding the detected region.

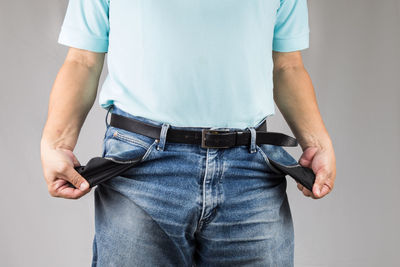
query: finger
[
  {"left": 313, "top": 168, "right": 329, "bottom": 198},
  {"left": 298, "top": 147, "right": 318, "bottom": 168},
  {"left": 297, "top": 183, "right": 304, "bottom": 191},
  {"left": 56, "top": 185, "right": 91, "bottom": 199},
  {"left": 59, "top": 182, "right": 91, "bottom": 198},
  {"left": 310, "top": 192, "right": 318, "bottom": 199},
  {"left": 299, "top": 157, "right": 312, "bottom": 168},
  {"left": 302, "top": 187, "right": 318, "bottom": 199},
  {"left": 61, "top": 166, "right": 90, "bottom": 191},
  {"left": 302, "top": 187, "right": 312, "bottom": 197},
  {"left": 49, "top": 179, "right": 91, "bottom": 199},
  {"left": 304, "top": 190, "right": 317, "bottom": 199},
  {"left": 318, "top": 184, "right": 332, "bottom": 198}
]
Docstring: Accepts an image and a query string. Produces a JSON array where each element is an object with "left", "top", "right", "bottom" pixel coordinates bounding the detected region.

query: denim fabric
[{"left": 92, "top": 104, "right": 296, "bottom": 267}]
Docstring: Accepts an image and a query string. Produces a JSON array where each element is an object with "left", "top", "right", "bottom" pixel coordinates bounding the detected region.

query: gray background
[{"left": 1, "top": 0, "right": 399, "bottom": 266}]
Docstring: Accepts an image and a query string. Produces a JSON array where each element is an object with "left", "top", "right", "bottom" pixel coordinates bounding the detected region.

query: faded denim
[{"left": 92, "top": 104, "right": 297, "bottom": 267}]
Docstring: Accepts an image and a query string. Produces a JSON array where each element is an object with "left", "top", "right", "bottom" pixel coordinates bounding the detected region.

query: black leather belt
[
  {"left": 109, "top": 113, "right": 298, "bottom": 149},
  {"left": 70, "top": 112, "right": 316, "bottom": 193}
]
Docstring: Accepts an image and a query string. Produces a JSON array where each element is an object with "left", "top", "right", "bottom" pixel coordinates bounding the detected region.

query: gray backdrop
[{"left": 1, "top": 0, "right": 399, "bottom": 266}]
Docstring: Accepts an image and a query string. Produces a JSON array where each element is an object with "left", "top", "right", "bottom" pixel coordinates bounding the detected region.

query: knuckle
[
  {"left": 47, "top": 184, "right": 56, "bottom": 195},
  {"left": 69, "top": 174, "right": 81, "bottom": 185},
  {"left": 330, "top": 183, "right": 335, "bottom": 190},
  {"left": 56, "top": 162, "right": 69, "bottom": 174},
  {"left": 48, "top": 189, "right": 58, "bottom": 197}
]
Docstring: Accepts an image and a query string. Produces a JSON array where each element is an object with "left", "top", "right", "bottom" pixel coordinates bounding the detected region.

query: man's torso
[{"left": 99, "top": 0, "right": 281, "bottom": 128}]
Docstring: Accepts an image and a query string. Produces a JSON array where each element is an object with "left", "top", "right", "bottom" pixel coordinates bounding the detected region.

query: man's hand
[
  {"left": 296, "top": 145, "right": 336, "bottom": 199},
  {"left": 40, "top": 47, "right": 105, "bottom": 199},
  {"left": 41, "top": 143, "right": 91, "bottom": 199},
  {"left": 272, "top": 50, "right": 336, "bottom": 199}
]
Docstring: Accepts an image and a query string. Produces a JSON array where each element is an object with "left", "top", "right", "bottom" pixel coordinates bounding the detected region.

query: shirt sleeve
[
  {"left": 57, "top": 0, "right": 110, "bottom": 53},
  {"left": 273, "top": 0, "right": 310, "bottom": 52}
]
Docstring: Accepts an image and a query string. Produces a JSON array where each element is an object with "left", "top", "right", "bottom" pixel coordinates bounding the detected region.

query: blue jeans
[{"left": 92, "top": 104, "right": 297, "bottom": 267}]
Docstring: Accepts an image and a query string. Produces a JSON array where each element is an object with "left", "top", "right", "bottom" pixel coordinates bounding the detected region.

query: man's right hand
[
  {"left": 40, "top": 47, "right": 105, "bottom": 199},
  {"left": 40, "top": 143, "right": 91, "bottom": 199}
]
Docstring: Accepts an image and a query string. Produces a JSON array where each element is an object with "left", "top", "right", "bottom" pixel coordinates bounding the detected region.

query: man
[{"left": 40, "top": 0, "right": 336, "bottom": 266}]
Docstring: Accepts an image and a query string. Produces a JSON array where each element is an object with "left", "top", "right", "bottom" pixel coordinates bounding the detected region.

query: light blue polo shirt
[{"left": 58, "top": 0, "right": 309, "bottom": 128}]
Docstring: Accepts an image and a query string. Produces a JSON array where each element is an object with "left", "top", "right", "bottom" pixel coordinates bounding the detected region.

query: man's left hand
[{"left": 296, "top": 145, "right": 336, "bottom": 199}]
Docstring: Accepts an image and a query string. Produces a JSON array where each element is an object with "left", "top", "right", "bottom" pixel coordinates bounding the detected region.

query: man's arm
[
  {"left": 40, "top": 47, "right": 105, "bottom": 199},
  {"left": 272, "top": 50, "right": 336, "bottom": 199}
]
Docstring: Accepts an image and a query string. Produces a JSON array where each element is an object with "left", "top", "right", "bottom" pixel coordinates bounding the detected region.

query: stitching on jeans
[
  {"left": 102, "top": 157, "right": 142, "bottom": 164},
  {"left": 140, "top": 141, "right": 157, "bottom": 162},
  {"left": 114, "top": 131, "right": 151, "bottom": 150},
  {"left": 256, "top": 145, "right": 284, "bottom": 175},
  {"left": 104, "top": 140, "right": 157, "bottom": 163},
  {"left": 196, "top": 149, "right": 210, "bottom": 232}
]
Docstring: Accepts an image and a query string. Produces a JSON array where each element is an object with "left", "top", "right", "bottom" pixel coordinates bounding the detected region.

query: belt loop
[
  {"left": 105, "top": 104, "right": 114, "bottom": 128},
  {"left": 157, "top": 123, "right": 170, "bottom": 151},
  {"left": 247, "top": 127, "right": 257, "bottom": 153}
]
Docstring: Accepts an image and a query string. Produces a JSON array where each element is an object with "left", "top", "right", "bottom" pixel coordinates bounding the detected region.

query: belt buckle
[{"left": 201, "top": 128, "right": 232, "bottom": 149}]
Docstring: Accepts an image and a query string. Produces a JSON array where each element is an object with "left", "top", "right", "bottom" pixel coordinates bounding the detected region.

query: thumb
[
  {"left": 62, "top": 166, "right": 90, "bottom": 191},
  {"left": 312, "top": 168, "right": 328, "bottom": 197}
]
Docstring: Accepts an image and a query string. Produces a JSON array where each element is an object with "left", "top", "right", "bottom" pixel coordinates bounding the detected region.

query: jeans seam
[
  {"left": 196, "top": 149, "right": 211, "bottom": 232},
  {"left": 256, "top": 144, "right": 284, "bottom": 175},
  {"left": 140, "top": 140, "right": 158, "bottom": 162},
  {"left": 114, "top": 130, "right": 153, "bottom": 150}
]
